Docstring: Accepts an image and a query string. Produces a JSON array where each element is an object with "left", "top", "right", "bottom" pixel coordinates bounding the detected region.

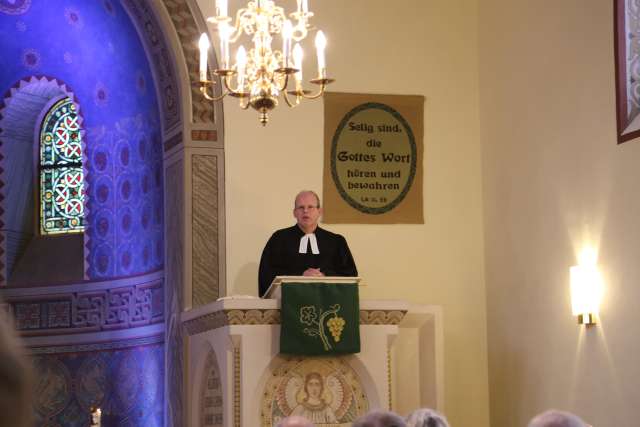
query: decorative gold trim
[
  {"left": 233, "top": 345, "right": 241, "bottom": 427},
  {"left": 183, "top": 311, "right": 228, "bottom": 336},
  {"left": 360, "top": 310, "right": 407, "bottom": 325},
  {"left": 184, "top": 309, "right": 406, "bottom": 335},
  {"left": 227, "top": 309, "right": 280, "bottom": 325},
  {"left": 387, "top": 347, "right": 392, "bottom": 410}
]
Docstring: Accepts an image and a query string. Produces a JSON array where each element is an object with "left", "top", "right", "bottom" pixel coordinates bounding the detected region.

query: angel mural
[
  {"left": 262, "top": 357, "right": 369, "bottom": 427},
  {"left": 290, "top": 372, "right": 338, "bottom": 424}
]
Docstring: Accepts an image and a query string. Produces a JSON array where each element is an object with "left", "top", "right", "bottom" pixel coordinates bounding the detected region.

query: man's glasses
[{"left": 295, "top": 205, "right": 319, "bottom": 211}]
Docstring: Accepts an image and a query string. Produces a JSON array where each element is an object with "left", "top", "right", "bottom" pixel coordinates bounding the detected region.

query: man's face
[{"left": 293, "top": 192, "right": 322, "bottom": 232}]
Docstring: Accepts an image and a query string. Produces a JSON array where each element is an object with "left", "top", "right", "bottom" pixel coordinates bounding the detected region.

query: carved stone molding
[
  {"left": 6, "top": 279, "right": 164, "bottom": 336},
  {"left": 183, "top": 309, "right": 406, "bottom": 336},
  {"left": 359, "top": 310, "right": 407, "bottom": 325},
  {"left": 161, "top": 0, "right": 215, "bottom": 124},
  {"left": 184, "top": 309, "right": 280, "bottom": 335},
  {"left": 122, "top": 0, "right": 181, "bottom": 132},
  {"left": 29, "top": 334, "right": 164, "bottom": 355},
  {"left": 227, "top": 309, "right": 280, "bottom": 325}
]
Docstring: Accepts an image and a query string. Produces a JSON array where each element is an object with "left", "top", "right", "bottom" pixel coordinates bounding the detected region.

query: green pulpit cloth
[{"left": 280, "top": 282, "right": 360, "bottom": 355}]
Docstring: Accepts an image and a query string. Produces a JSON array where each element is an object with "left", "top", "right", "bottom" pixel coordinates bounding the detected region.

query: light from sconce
[{"left": 570, "top": 249, "right": 603, "bottom": 326}]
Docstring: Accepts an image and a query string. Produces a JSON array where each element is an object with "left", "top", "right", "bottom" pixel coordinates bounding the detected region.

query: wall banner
[{"left": 322, "top": 92, "right": 424, "bottom": 224}]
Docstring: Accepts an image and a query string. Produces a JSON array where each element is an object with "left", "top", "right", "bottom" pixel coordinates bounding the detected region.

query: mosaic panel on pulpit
[{"left": 261, "top": 356, "right": 369, "bottom": 427}]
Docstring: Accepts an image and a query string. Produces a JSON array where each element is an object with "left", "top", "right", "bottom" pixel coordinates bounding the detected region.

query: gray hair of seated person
[
  {"left": 352, "top": 410, "right": 407, "bottom": 427},
  {"left": 276, "top": 415, "right": 315, "bottom": 427},
  {"left": 406, "top": 408, "right": 450, "bottom": 427},
  {"left": 0, "top": 305, "right": 32, "bottom": 427},
  {"left": 528, "top": 409, "right": 589, "bottom": 427}
]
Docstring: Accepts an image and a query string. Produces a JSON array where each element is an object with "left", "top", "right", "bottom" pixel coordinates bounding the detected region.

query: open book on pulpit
[{"left": 265, "top": 276, "right": 363, "bottom": 355}]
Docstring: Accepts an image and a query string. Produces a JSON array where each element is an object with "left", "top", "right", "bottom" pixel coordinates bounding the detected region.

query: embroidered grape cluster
[{"left": 326, "top": 316, "right": 346, "bottom": 342}]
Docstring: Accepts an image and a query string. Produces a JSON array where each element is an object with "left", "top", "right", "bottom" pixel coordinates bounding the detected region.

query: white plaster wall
[
  {"left": 480, "top": 0, "right": 639, "bottom": 426},
  {"left": 195, "top": 1, "right": 488, "bottom": 426}
]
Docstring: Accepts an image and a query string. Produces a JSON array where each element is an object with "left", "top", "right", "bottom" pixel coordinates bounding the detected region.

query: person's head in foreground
[
  {"left": 406, "top": 408, "right": 450, "bottom": 427},
  {"left": 0, "top": 308, "right": 32, "bottom": 427},
  {"left": 352, "top": 410, "right": 407, "bottom": 427},
  {"left": 276, "top": 415, "right": 315, "bottom": 427},
  {"left": 528, "top": 409, "right": 590, "bottom": 427}
]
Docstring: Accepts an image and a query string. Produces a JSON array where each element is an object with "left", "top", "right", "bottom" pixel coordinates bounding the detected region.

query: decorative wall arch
[
  {"left": 199, "top": 345, "right": 224, "bottom": 427},
  {"left": 0, "top": 1, "right": 226, "bottom": 425},
  {"left": 0, "top": 76, "right": 86, "bottom": 285}
]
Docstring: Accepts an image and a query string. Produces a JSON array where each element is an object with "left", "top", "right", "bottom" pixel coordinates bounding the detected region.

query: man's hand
[{"left": 302, "top": 268, "right": 324, "bottom": 277}]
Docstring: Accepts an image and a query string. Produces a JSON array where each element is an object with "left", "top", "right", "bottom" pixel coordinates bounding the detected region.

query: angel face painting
[
  {"left": 261, "top": 357, "right": 369, "bottom": 427},
  {"left": 291, "top": 372, "right": 338, "bottom": 423}
]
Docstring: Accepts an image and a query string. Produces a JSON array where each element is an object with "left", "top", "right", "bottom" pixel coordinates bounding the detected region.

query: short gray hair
[
  {"left": 406, "top": 408, "right": 450, "bottom": 427},
  {"left": 528, "top": 410, "right": 589, "bottom": 427},
  {"left": 294, "top": 190, "right": 321, "bottom": 208},
  {"left": 352, "top": 410, "right": 407, "bottom": 427}
]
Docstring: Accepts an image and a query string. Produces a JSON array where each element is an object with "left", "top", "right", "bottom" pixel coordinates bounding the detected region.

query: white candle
[
  {"left": 219, "top": 22, "right": 230, "bottom": 69},
  {"left": 293, "top": 43, "right": 303, "bottom": 86},
  {"left": 198, "top": 33, "right": 210, "bottom": 82},
  {"left": 296, "top": 0, "right": 302, "bottom": 13},
  {"left": 236, "top": 46, "right": 247, "bottom": 90},
  {"left": 314, "top": 30, "right": 326, "bottom": 78},
  {"left": 282, "top": 20, "right": 293, "bottom": 67},
  {"left": 302, "top": 0, "right": 308, "bottom": 14},
  {"left": 216, "top": 0, "right": 227, "bottom": 17}
]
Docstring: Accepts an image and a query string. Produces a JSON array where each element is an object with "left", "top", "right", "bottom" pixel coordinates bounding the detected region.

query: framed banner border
[{"left": 329, "top": 102, "right": 417, "bottom": 215}]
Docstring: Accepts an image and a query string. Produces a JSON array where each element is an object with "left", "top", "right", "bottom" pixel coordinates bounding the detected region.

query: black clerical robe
[{"left": 258, "top": 225, "right": 358, "bottom": 297}]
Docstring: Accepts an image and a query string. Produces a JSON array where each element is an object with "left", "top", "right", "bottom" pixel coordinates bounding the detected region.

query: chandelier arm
[
  {"left": 227, "top": 8, "right": 247, "bottom": 43},
  {"left": 239, "top": 99, "right": 252, "bottom": 110},
  {"left": 272, "top": 7, "right": 287, "bottom": 33},
  {"left": 273, "top": 72, "right": 290, "bottom": 92},
  {"left": 200, "top": 83, "right": 228, "bottom": 102},
  {"left": 299, "top": 84, "right": 326, "bottom": 100},
  {"left": 220, "top": 73, "right": 241, "bottom": 95},
  {"left": 282, "top": 89, "right": 299, "bottom": 108}
]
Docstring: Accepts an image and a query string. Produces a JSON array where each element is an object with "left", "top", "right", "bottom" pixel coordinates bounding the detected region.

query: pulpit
[{"left": 182, "top": 278, "right": 443, "bottom": 426}]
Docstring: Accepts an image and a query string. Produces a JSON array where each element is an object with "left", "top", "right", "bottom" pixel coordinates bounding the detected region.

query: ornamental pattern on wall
[
  {"left": 31, "top": 343, "right": 164, "bottom": 427},
  {"left": 11, "top": 280, "right": 163, "bottom": 334}
]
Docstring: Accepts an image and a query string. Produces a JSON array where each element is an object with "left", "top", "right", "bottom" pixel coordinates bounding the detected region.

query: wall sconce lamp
[{"left": 570, "top": 249, "right": 603, "bottom": 326}]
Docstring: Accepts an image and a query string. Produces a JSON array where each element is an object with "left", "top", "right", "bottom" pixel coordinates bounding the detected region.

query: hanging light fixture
[{"left": 198, "top": 0, "right": 334, "bottom": 125}]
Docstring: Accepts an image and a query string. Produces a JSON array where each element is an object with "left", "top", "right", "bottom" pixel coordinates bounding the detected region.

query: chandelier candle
[
  {"left": 198, "top": 0, "right": 335, "bottom": 125},
  {"left": 199, "top": 34, "right": 210, "bottom": 83},
  {"left": 315, "top": 31, "right": 326, "bottom": 79},
  {"left": 216, "top": 0, "right": 228, "bottom": 18}
]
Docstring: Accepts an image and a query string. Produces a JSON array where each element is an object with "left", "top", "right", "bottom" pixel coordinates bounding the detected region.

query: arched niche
[{"left": 0, "top": 76, "right": 86, "bottom": 285}]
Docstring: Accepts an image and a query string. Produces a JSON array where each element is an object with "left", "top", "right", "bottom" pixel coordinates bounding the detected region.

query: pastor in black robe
[{"left": 258, "top": 225, "right": 358, "bottom": 297}]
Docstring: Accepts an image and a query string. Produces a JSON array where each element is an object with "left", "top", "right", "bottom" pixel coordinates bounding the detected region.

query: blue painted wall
[
  {"left": 32, "top": 343, "right": 164, "bottom": 427},
  {"left": 0, "top": 0, "right": 164, "bottom": 279}
]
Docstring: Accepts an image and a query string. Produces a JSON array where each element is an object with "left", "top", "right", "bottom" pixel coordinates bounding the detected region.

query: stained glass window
[{"left": 39, "top": 98, "right": 85, "bottom": 234}]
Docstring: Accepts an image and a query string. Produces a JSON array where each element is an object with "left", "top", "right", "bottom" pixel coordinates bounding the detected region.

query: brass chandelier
[{"left": 198, "top": 0, "right": 334, "bottom": 125}]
